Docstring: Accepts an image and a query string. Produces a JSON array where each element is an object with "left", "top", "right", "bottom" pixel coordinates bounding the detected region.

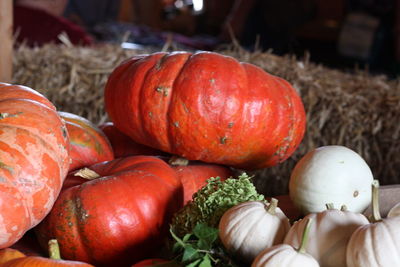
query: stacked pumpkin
[
  {"left": 0, "top": 83, "right": 70, "bottom": 249},
  {"left": 215, "top": 145, "right": 400, "bottom": 267},
  {"left": 0, "top": 51, "right": 307, "bottom": 266}
]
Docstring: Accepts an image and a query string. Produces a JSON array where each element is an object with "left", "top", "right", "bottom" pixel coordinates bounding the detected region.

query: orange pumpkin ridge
[
  {"left": 104, "top": 52, "right": 306, "bottom": 170},
  {"left": 0, "top": 83, "right": 70, "bottom": 249}
]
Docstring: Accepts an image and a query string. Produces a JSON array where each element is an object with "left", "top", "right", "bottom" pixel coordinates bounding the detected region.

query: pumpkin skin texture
[
  {"left": 59, "top": 112, "right": 114, "bottom": 171},
  {"left": 131, "top": 259, "right": 170, "bottom": 267},
  {"left": 346, "top": 216, "right": 400, "bottom": 267},
  {"left": 0, "top": 248, "right": 26, "bottom": 264},
  {"left": 2, "top": 256, "right": 93, "bottom": 267},
  {"left": 253, "top": 218, "right": 319, "bottom": 267},
  {"left": 61, "top": 156, "right": 231, "bottom": 206},
  {"left": 36, "top": 156, "right": 183, "bottom": 267},
  {"left": 289, "top": 145, "right": 374, "bottom": 215},
  {"left": 0, "top": 83, "right": 70, "bottom": 248},
  {"left": 1, "top": 256, "right": 94, "bottom": 267},
  {"left": 387, "top": 202, "right": 400, "bottom": 218},
  {"left": 2, "top": 257, "right": 92, "bottom": 267},
  {"left": 60, "top": 168, "right": 100, "bottom": 191},
  {"left": 284, "top": 206, "right": 369, "bottom": 267},
  {"left": 2, "top": 240, "right": 94, "bottom": 267},
  {"left": 252, "top": 244, "right": 320, "bottom": 267},
  {"left": 98, "top": 121, "right": 167, "bottom": 158},
  {"left": 168, "top": 158, "right": 231, "bottom": 205},
  {"left": 104, "top": 51, "right": 306, "bottom": 170},
  {"left": 218, "top": 200, "right": 290, "bottom": 264},
  {"left": 346, "top": 180, "right": 400, "bottom": 267}
]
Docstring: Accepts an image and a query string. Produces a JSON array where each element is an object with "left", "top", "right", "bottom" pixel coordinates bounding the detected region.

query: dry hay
[{"left": 12, "top": 43, "right": 400, "bottom": 196}]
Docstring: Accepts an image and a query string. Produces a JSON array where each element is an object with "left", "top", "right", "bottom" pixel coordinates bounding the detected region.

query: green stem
[
  {"left": 267, "top": 198, "right": 278, "bottom": 215},
  {"left": 48, "top": 239, "right": 61, "bottom": 260},
  {"left": 371, "top": 180, "right": 381, "bottom": 222},
  {"left": 298, "top": 218, "right": 313, "bottom": 254}
]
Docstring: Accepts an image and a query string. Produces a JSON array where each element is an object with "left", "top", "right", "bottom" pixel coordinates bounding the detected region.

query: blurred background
[{"left": 13, "top": 0, "right": 400, "bottom": 77}]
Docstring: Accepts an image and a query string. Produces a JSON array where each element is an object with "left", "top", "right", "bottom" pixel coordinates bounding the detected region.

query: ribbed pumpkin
[
  {"left": 61, "top": 156, "right": 231, "bottom": 206},
  {"left": 59, "top": 112, "right": 114, "bottom": 171},
  {"left": 104, "top": 51, "right": 306, "bottom": 170},
  {"left": 36, "top": 156, "right": 183, "bottom": 266},
  {"left": 346, "top": 180, "right": 400, "bottom": 266},
  {"left": 0, "top": 83, "right": 70, "bottom": 248}
]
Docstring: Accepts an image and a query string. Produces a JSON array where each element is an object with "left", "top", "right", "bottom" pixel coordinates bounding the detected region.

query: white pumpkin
[
  {"left": 347, "top": 180, "right": 400, "bottom": 267},
  {"left": 387, "top": 202, "right": 400, "bottom": 218},
  {"left": 251, "top": 244, "right": 319, "bottom": 267},
  {"left": 252, "top": 218, "right": 319, "bottom": 267},
  {"left": 219, "top": 199, "right": 290, "bottom": 264},
  {"left": 284, "top": 204, "right": 369, "bottom": 267},
  {"left": 289, "top": 145, "right": 373, "bottom": 215}
]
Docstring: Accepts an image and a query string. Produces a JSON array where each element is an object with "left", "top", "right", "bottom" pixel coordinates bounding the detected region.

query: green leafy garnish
[
  {"left": 170, "top": 223, "right": 238, "bottom": 267},
  {"left": 171, "top": 173, "right": 266, "bottom": 237}
]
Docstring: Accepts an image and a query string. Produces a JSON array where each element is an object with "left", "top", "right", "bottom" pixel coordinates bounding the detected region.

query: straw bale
[
  {"left": 12, "top": 43, "right": 154, "bottom": 124},
  {"left": 12, "top": 43, "right": 400, "bottom": 196}
]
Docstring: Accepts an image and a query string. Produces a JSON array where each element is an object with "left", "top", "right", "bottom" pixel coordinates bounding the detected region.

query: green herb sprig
[
  {"left": 171, "top": 173, "right": 266, "bottom": 237},
  {"left": 170, "top": 223, "right": 239, "bottom": 267}
]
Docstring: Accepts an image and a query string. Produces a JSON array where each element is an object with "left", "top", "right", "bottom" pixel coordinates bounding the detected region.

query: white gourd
[
  {"left": 218, "top": 199, "right": 290, "bottom": 264},
  {"left": 289, "top": 145, "right": 373, "bottom": 214},
  {"left": 387, "top": 202, "right": 400, "bottom": 218},
  {"left": 284, "top": 204, "right": 368, "bottom": 267},
  {"left": 252, "top": 219, "right": 319, "bottom": 267},
  {"left": 347, "top": 180, "right": 400, "bottom": 267}
]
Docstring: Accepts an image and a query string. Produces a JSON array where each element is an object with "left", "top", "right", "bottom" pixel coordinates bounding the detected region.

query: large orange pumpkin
[
  {"left": 0, "top": 83, "right": 70, "bottom": 248},
  {"left": 104, "top": 51, "right": 306, "bottom": 170}
]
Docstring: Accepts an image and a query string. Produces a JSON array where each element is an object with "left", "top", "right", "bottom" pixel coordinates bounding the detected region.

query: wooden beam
[{"left": 0, "top": 0, "right": 13, "bottom": 82}]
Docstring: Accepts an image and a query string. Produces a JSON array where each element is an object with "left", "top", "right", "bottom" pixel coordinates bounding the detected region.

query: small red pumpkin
[
  {"left": 99, "top": 121, "right": 166, "bottom": 158},
  {"left": 62, "top": 156, "right": 231, "bottom": 205},
  {"left": 104, "top": 52, "right": 306, "bottom": 170},
  {"left": 59, "top": 112, "right": 114, "bottom": 171},
  {"left": 0, "top": 83, "right": 70, "bottom": 248},
  {"left": 36, "top": 156, "right": 183, "bottom": 266}
]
